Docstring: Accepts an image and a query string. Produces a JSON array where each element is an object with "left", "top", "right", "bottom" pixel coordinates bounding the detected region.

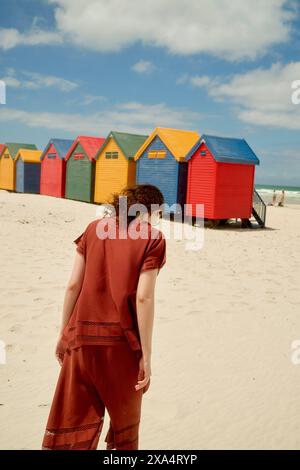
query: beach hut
[
  {"left": 40, "top": 138, "right": 74, "bottom": 198},
  {"left": 185, "top": 134, "right": 260, "bottom": 222},
  {"left": 0, "top": 143, "right": 37, "bottom": 191},
  {"left": 65, "top": 136, "right": 105, "bottom": 203},
  {"left": 0, "top": 144, "right": 5, "bottom": 183},
  {"left": 134, "top": 127, "right": 199, "bottom": 213},
  {"left": 94, "top": 131, "right": 148, "bottom": 203},
  {"left": 15, "top": 149, "right": 42, "bottom": 194}
]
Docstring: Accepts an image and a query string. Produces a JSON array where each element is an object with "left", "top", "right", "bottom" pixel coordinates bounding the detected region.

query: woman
[
  {"left": 42, "top": 184, "right": 166, "bottom": 450},
  {"left": 278, "top": 189, "right": 285, "bottom": 207}
]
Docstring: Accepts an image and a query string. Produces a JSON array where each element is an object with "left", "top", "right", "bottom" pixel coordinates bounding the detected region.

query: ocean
[{"left": 255, "top": 184, "right": 300, "bottom": 205}]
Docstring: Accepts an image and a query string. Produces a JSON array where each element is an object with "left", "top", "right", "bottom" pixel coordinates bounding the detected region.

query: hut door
[
  {"left": 16, "top": 160, "right": 24, "bottom": 193},
  {"left": 66, "top": 156, "right": 92, "bottom": 202}
]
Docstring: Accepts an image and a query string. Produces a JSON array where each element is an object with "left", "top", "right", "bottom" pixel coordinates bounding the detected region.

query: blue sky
[{"left": 0, "top": 0, "right": 300, "bottom": 185}]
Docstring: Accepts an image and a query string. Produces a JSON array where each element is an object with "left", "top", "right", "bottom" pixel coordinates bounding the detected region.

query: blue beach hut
[
  {"left": 134, "top": 127, "right": 199, "bottom": 213},
  {"left": 15, "top": 148, "right": 42, "bottom": 194}
]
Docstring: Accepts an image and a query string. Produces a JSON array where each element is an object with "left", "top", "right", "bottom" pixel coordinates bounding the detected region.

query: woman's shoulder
[
  {"left": 82, "top": 217, "right": 166, "bottom": 244},
  {"left": 86, "top": 215, "right": 116, "bottom": 230},
  {"left": 147, "top": 223, "right": 165, "bottom": 240}
]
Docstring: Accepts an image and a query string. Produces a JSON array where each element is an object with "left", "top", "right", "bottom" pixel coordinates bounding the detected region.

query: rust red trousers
[{"left": 42, "top": 343, "right": 144, "bottom": 450}]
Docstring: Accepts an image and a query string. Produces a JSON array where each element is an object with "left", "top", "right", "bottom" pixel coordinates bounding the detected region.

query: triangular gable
[
  {"left": 134, "top": 127, "right": 199, "bottom": 162},
  {"left": 5, "top": 142, "right": 37, "bottom": 159},
  {"left": 65, "top": 136, "right": 105, "bottom": 162},
  {"left": 41, "top": 138, "right": 74, "bottom": 161},
  {"left": 96, "top": 131, "right": 148, "bottom": 160},
  {"left": 15, "top": 149, "right": 42, "bottom": 163},
  {"left": 186, "top": 134, "right": 260, "bottom": 166}
]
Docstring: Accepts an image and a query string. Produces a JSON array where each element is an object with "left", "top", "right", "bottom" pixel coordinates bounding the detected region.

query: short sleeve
[
  {"left": 73, "top": 229, "right": 87, "bottom": 258},
  {"left": 140, "top": 233, "right": 166, "bottom": 274}
]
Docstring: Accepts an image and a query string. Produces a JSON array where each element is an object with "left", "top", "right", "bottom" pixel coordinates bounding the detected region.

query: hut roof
[
  {"left": 5, "top": 142, "right": 37, "bottom": 159},
  {"left": 15, "top": 149, "right": 42, "bottom": 163},
  {"left": 65, "top": 136, "right": 105, "bottom": 162},
  {"left": 41, "top": 138, "right": 74, "bottom": 161},
  {"left": 97, "top": 131, "right": 148, "bottom": 160},
  {"left": 186, "top": 134, "right": 260, "bottom": 165},
  {"left": 134, "top": 127, "right": 200, "bottom": 162},
  {"left": 0, "top": 144, "right": 6, "bottom": 157}
]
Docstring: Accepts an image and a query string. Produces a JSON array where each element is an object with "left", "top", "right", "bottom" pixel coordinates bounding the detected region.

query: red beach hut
[
  {"left": 40, "top": 138, "right": 74, "bottom": 198},
  {"left": 186, "top": 135, "right": 265, "bottom": 226}
]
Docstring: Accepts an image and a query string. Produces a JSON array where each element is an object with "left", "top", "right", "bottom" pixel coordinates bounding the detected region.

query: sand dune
[{"left": 0, "top": 189, "right": 300, "bottom": 449}]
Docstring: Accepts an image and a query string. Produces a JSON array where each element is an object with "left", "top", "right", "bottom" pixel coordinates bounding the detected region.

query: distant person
[
  {"left": 278, "top": 190, "right": 285, "bottom": 207},
  {"left": 268, "top": 189, "right": 277, "bottom": 206}
]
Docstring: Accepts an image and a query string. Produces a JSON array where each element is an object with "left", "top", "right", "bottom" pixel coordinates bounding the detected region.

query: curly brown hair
[{"left": 108, "top": 184, "right": 164, "bottom": 223}]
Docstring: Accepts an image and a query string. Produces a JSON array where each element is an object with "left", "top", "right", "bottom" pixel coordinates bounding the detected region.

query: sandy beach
[{"left": 0, "top": 188, "right": 300, "bottom": 450}]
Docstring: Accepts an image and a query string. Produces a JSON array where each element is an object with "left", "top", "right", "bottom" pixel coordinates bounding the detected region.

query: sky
[{"left": 0, "top": 0, "right": 300, "bottom": 185}]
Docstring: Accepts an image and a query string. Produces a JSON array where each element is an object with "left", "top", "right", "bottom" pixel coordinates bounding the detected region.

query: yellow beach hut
[
  {"left": 0, "top": 144, "right": 5, "bottom": 183},
  {"left": 0, "top": 142, "right": 37, "bottom": 190},
  {"left": 94, "top": 131, "right": 148, "bottom": 203}
]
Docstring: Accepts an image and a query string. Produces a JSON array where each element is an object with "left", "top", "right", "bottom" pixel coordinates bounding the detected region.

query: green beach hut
[{"left": 65, "top": 135, "right": 105, "bottom": 203}]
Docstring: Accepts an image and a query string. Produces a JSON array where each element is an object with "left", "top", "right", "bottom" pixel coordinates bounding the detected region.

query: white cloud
[
  {"left": 178, "top": 74, "right": 218, "bottom": 89},
  {"left": 0, "top": 26, "right": 62, "bottom": 50},
  {"left": 182, "top": 62, "right": 300, "bottom": 130},
  {"left": 51, "top": 0, "right": 294, "bottom": 60},
  {"left": 0, "top": 102, "right": 201, "bottom": 135},
  {"left": 1, "top": 0, "right": 295, "bottom": 60},
  {"left": 22, "top": 71, "right": 78, "bottom": 91},
  {"left": 81, "top": 94, "right": 106, "bottom": 105},
  {"left": 0, "top": 69, "right": 78, "bottom": 92},
  {"left": 176, "top": 74, "right": 189, "bottom": 85},
  {"left": 2, "top": 76, "right": 21, "bottom": 88},
  {"left": 189, "top": 76, "right": 211, "bottom": 88},
  {"left": 132, "top": 60, "right": 154, "bottom": 74}
]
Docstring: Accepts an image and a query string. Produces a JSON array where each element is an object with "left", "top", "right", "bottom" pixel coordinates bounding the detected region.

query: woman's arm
[
  {"left": 55, "top": 252, "right": 85, "bottom": 364},
  {"left": 135, "top": 268, "right": 158, "bottom": 391},
  {"left": 59, "top": 252, "right": 85, "bottom": 334}
]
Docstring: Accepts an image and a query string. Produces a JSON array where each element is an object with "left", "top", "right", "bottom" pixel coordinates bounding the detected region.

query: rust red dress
[{"left": 42, "top": 216, "right": 166, "bottom": 450}]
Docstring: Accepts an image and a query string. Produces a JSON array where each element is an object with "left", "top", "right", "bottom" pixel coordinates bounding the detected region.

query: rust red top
[{"left": 62, "top": 216, "right": 166, "bottom": 353}]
